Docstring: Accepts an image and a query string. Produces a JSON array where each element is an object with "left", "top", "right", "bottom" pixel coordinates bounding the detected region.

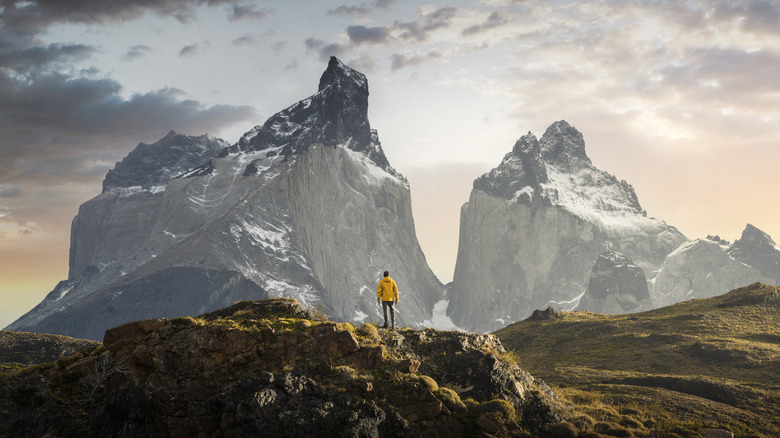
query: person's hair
[{"left": 383, "top": 271, "right": 389, "bottom": 277}]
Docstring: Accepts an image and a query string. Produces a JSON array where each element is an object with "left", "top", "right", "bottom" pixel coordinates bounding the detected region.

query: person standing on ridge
[{"left": 377, "top": 271, "right": 399, "bottom": 329}]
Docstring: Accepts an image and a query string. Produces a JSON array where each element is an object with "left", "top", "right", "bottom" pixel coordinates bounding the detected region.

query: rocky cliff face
[
  {"left": 448, "top": 121, "right": 687, "bottom": 332},
  {"left": 7, "top": 57, "right": 443, "bottom": 340},
  {"left": 0, "top": 299, "right": 567, "bottom": 437},
  {"left": 578, "top": 251, "right": 651, "bottom": 314}
]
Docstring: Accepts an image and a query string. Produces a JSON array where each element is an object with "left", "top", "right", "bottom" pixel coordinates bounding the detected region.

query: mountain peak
[
  {"left": 738, "top": 224, "right": 775, "bottom": 244},
  {"left": 226, "top": 56, "right": 400, "bottom": 178},
  {"left": 318, "top": 56, "right": 368, "bottom": 94},
  {"left": 539, "top": 120, "right": 591, "bottom": 170},
  {"left": 511, "top": 131, "right": 540, "bottom": 157},
  {"left": 728, "top": 224, "right": 780, "bottom": 284}
]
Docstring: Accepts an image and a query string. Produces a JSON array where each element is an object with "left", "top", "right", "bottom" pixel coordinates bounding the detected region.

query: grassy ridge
[{"left": 495, "top": 282, "right": 780, "bottom": 437}]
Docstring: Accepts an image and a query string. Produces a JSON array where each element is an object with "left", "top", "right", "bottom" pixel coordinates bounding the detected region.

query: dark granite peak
[
  {"left": 539, "top": 120, "right": 591, "bottom": 171},
  {"left": 318, "top": 56, "right": 368, "bottom": 94},
  {"left": 220, "top": 57, "right": 400, "bottom": 179}
]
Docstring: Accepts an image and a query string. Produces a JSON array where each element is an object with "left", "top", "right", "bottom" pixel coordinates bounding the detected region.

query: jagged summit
[
  {"left": 474, "top": 120, "right": 645, "bottom": 223},
  {"left": 103, "top": 131, "right": 227, "bottom": 194},
  {"left": 214, "top": 57, "right": 399, "bottom": 179},
  {"left": 318, "top": 56, "right": 368, "bottom": 93},
  {"left": 539, "top": 120, "right": 592, "bottom": 170},
  {"left": 728, "top": 224, "right": 780, "bottom": 283}
]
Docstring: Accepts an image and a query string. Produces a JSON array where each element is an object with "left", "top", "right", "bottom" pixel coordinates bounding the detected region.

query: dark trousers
[{"left": 382, "top": 301, "right": 395, "bottom": 327}]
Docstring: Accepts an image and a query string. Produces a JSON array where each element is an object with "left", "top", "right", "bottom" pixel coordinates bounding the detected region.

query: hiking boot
[{"left": 381, "top": 324, "right": 388, "bottom": 329}]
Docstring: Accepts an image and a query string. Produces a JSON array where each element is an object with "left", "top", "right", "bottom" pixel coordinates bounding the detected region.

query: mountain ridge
[
  {"left": 6, "top": 56, "right": 444, "bottom": 340},
  {"left": 449, "top": 120, "right": 687, "bottom": 332}
]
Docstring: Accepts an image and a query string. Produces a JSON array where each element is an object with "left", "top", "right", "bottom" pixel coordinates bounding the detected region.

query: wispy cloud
[
  {"left": 179, "top": 41, "right": 212, "bottom": 57},
  {"left": 0, "top": 0, "right": 247, "bottom": 30},
  {"left": 122, "top": 45, "right": 152, "bottom": 61},
  {"left": 228, "top": 4, "right": 270, "bottom": 22},
  {"left": 305, "top": 38, "right": 347, "bottom": 61},
  {"left": 327, "top": 0, "right": 396, "bottom": 16},
  {"left": 389, "top": 51, "right": 441, "bottom": 71},
  {"left": 347, "top": 25, "right": 393, "bottom": 45},
  {"left": 232, "top": 34, "right": 256, "bottom": 47},
  {"left": 396, "top": 6, "right": 458, "bottom": 41},
  {"left": 462, "top": 11, "right": 510, "bottom": 35}
]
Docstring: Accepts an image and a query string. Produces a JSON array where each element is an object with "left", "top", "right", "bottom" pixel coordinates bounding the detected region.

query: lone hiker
[{"left": 377, "top": 271, "right": 399, "bottom": 329}]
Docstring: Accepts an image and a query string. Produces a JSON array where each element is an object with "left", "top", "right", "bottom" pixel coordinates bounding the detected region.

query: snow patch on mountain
[{"left": 541, "top": 167, "right": 652, "bottom": 230}]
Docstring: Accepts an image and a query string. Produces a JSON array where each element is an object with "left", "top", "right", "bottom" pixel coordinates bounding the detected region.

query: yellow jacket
[{"left": 377, "top": 277, "right": 399, "bottom": 302}]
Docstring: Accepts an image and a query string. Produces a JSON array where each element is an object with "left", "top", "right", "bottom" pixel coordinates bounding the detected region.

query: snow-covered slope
[{"left": 7, "top": 57, "right": 444, "bottom": 340}]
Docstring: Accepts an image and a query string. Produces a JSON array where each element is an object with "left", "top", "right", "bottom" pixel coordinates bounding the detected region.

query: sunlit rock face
[
  {"left": 7, "top": 57, "right": 443, "bottom": 340},
  {"left": 448, "top": 121, "right": 687, "bottom": 332}
]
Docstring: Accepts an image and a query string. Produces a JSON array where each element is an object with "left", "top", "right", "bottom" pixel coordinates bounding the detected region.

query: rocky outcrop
[
  {"left": 0, "top": 299, "right": 566, "bottom": 437},
  {"left": 578, "top": 251, "right": 651, "bottom": 313},
  {"left": 449, "top": 121, "right": 687, "bottom": 332},
  {"left": 7, "top": 57, "right": 444, "bottom": 339},
  {"left": 0, "top": 331, "right": 99, "bottom": 365}
]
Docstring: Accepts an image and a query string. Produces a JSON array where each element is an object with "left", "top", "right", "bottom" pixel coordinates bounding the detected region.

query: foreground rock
[
  {"left": 0, "top": 331, "right": 99, "bottom": 366},
  {"left": 0, "top": 298, "right": 567, "bottom": 437}
]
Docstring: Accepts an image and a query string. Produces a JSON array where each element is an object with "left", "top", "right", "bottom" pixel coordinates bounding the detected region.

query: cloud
[
  {"left": 122, "top": 45, "right": 152, "bottom": 61},
  {"left": 305, "top": 38, "right": 347, "bottom": 61},
  {"left": 389, "top": 51, "right": 441, "bottom": 71},
  {"left": 0, "top": 185, "right": 22, "bottom": 198},
  {"left": 346, "top": 25, "right": 393, "bottom": 45},
  {"left": 306, "top": 5, "right": 459, "bottom": 66},
  {"left": 272, "top": 41, "right": 287, "bottom": 53},
  {"left": 327, "top": 0, "right": 396, "bottom": 16},
  {"left": 228, "top": 4, "right": 269, "bottom": 22},
  {"left": 179, "top": 41, "right": 211, "bottom": 57},
  {"left": 0, "top": 32, "right": 96, "bottom": 76},
  {"left": 462, "top": 11, "right": 510, "bottom": 35},
  {"left": 232, "top": 34, "right": 257, "bottom": 47},
  {"left": 711, "top": 0, "right": 780, "bottom": 35},
  {"left": 349, "top": 54, "right": 377, "bottom": 73},
  {"left": 0, "top": 0, "right": 246, "bottom": 30},
  {"left": 396, "top": 6, "right": 458, "bottom": 41}
]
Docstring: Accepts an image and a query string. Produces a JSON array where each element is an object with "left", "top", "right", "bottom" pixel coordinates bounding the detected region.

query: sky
[{"left": 1, "top": 0, "right": 779, "bottom": 329}]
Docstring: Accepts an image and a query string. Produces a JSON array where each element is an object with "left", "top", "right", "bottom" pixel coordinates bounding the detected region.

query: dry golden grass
[{"left": 495, "top": 283, "right": 780, "bottom": 437}]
